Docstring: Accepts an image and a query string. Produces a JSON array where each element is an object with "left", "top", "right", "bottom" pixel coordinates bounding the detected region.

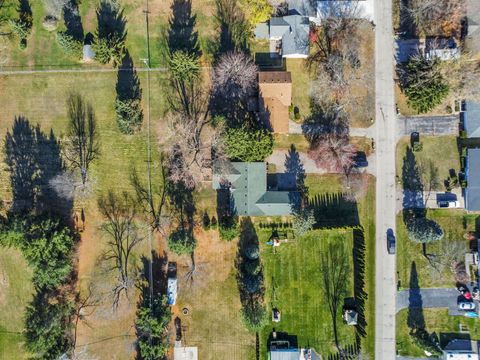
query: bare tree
[
  {"left": 42, "top": 0, "right": 69, "bottom": 19},
  {"left": 308, "top": 134, "right": 356, "bottom": 174},
  {"left": 64, "top": 93, "right": 99, "bottom": 185},
  {"left": 162, "top": 113, "right": 224, "bottom": 189},
  {"left": 212, "top": 51, "right": 258, "bottom": 101},
  {"left": 343, "top": 168, "right": 369, "bottom": 201},
  {"left": 98, "top": 191, "right": 143, "bottom": 309},
  {"left": 441, "top": 55, "right": 480, "bottom": 101},
  {"left": 49, "top": 170, "right": 95, "bottom": 201},
  {"left": 419, "top": 159, "right": 440, "bottom": 205},
  {"left": 130, "top": 165, "right": 169, "bottom": 234},
  {"left": 72, "top": 285, "right": 99, "bottom": 352},
  {"left": 404, "top": 0, "right": 464, "bottom": 36},
  {"left": 427, "top": 235, "right": 466, "bottom": 281},
  {"left": 320, "top": 241, "right": 351, "bottom": 351}
]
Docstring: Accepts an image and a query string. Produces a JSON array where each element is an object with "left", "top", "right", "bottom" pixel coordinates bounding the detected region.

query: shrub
[
  {"left": 224, "top": 126, "right": 273, "bottom": 162},
  {"left": 244, "top": 245, "right": 260, "bottom": 260},
  {"left": 244, "top": 274, "right": 262, "bottom": 293},
  {"left": 244, "top": 259, "right": 261, "bottom": 275},
  {"left": 202, "top": 212, "right": 211, "bottom": 230},
  {"left": 168, "top": 227, "right": 196, "bottom": 255},
  {"left": 412, "top": 142, "right": 423, "bottom": 152},
  {"left": 219, "top": 224, "right": 239, "bottom": 241},
  {"left": 114, "top": 98, "right": 143, "bottom": 134},
  {"left": 406, "top": 217, "right": 444, "bottom": 244},
  {"left": 56, "top": 32, "right": 83, "bottom": 58},
  {"left": 401, "top": 56, "right": 449, "bottom": 114},
  {"left": 210, "top": 216, "right": 218, "bottom": 229},
  {"left": 240, "top": 300, "right": 267, "bottom": 332},
  {"left": 92, "top": 36, "right": 125, "bottom": 67}
]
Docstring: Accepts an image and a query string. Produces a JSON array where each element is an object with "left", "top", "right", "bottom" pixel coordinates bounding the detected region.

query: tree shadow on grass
[
  {"left": 407, "top": 261, "right": 425, "bottom": 331},
  {"left": 214, "top": 0, "right": 250, "bottom": 56},
  {"left": 4, "top": 116, "right": 69, "bottom": 216},
  {"left": 167, "top": 0, "right": 200, "bottom": 57},
  {"left": 352, "top": 229, "right": 367, "bottom": 339},
  {"left": 301, "top": 102, "right": 349, "bottom": 145},
  {"left": 63, "top": 0, "right": 84, "bottom": 41},
  {"left": 308, "top": 193, "right": 359, "bottom": 229},
  {"left": 96, "top": 0, "right": 127, "bottom": 42},
  {"left": 116, "top": 50, "right": 142, "bottom": 102}
]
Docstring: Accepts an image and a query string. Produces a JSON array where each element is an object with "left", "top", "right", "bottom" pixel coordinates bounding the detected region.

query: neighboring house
[
  {"left": 258, "top": 71, "right": 292, "bottom": 133},
  {"left": 212, "top": 161, "right": 297, "bottom": 216},
  {"left": 269, "top": 348, "right": 321, "bottom": 360},
  {"left": 465, "top": 0, "right": 480, "bottom": 54},
  {"left": 442, "top": 339, "right": 479, "bottom": 360},
  {"left": 425, "top": 37, "right": 461, "bottom": 61},
  {"left": 465, "top": 149, "right": 480, "bottom": 211},
  {"left": 254, "top": 15, "right": 310, "bottom": 58},
  {"left": 316, "top": 0, "right": 374, "bottom": 21},
  {"left": 463, "top": 101, "right": 480, "bottom": 138}
]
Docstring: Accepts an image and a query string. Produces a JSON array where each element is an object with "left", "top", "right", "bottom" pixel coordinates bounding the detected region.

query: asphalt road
[{"left": 374, "top": 0, "right": 397, "bottom": 358}]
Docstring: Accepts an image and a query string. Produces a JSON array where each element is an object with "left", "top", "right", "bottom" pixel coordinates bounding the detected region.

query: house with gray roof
[
  {"left": 464, "top": 101, "right": 480, "bottom": 138},
  {"left": 465, "top": 149, "right": 480, "bottom": 211},
  {"left": 254, "top": 15, "right": 310, "bottom": 58},
  {"left": 212, "top": 161, "right": 297, "bottom": 216}
]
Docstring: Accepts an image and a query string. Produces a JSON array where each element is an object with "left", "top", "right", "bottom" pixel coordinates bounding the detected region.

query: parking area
[
  {"left": 396, "top": 189, "right": 464, "bottom": 212},
  {"left": 397, "top": 115, "right": 459, "bottom": 138}
]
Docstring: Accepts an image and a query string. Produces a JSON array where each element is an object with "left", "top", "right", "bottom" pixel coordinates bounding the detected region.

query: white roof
[
  {"left": 316, "top": 0, "right": 374, "bottom": 21},
  {"left": 174, "top": 347, "right": 198, "bottom": 360},
  {"left": 444, "top": 353, "right": 479, "bottom": 360}
]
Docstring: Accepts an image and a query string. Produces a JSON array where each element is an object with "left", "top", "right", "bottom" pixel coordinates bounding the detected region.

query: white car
[
  {"left": 438, "top": 200, "right": 459, "bottom": 208},
  {"left": 458, "top": 302, "right": 476, "bottom": 310}
]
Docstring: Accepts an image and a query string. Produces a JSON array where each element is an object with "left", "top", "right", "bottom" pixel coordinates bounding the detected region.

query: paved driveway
[
  {"left": 396, "top": 288, "right": 459, "bottom": 313},
  {"left": 397, "top": 115, "right": 459, "bottom": 138},
  {"left": 396, "top": 189, "right": 464, "bottom": 212}
]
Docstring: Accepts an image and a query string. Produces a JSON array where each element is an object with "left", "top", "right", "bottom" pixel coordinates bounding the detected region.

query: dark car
[
  {"left": 353, "top": 152, "right": 368, "bottom": 168},
  {"left": 387, "top": 229, "right": 395, "bottom": 254}
]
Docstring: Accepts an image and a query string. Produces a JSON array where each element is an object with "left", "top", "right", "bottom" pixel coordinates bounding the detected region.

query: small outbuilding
[{"left": 343, "top": 309, "right": 358, "bottom": 326}]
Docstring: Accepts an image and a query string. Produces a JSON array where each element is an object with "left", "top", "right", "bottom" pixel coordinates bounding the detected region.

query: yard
[
  {"left": 396, "top": 135, "right": 461, "bottom": 192},
  {"left": 396, "top": 210, "right": 477, "bottom": 289},
  {"left": 397, "top": 308, "right": 480, "bottom": 357}
]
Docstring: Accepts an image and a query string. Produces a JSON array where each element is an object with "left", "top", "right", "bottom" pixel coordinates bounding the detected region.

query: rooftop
[
  {"left": 212, "top": 161, "right": 295, "bottom": 216},
  {"left": 466, "top": 149, "right": 480, "bottom": 211},
  {"left": 464, "top": 101, "right": 480, "bottom": 138}
]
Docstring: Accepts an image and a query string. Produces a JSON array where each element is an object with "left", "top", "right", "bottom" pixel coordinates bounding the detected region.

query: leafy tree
[
  {"left": 135, "top": 295, "right": 171, "bottom": 359},
  {"left": 244, "top": 244, "right": 259, "bottom": 260},
  {"left": 239, "top": 0, "right": 272, "bottom": 26},
  {"left": 400, "top": 55, "right": 449, "bottom": 114},
  {"left": 407, "top": 217, "right": 444, "bottom": 244},
  {"left": 115, "top": 51, "right": 143, "bottom": 134},
  {"left": 240, "top": 298, "right": 267, "bottom": 332},
  {"left": 93, "top": 0, "right": 126, "bottom": 67},
  {"left": 8, "top": 0, "right": 32, "bottom": 48},
  {"left": 224, "top": 126, "right": 273, "bottom": 162},
  {"left": 24, "top": 291, "right": 74, "bottom": 360},
  {"left": 167, "top": 227, "right": 196, "bottom": 255},
  {"left": 292, "top": 208, "right": 315, "bottom": 237},
  {"left": 0, "top": 0, "right": 15, "bottom": 36},
  {"left": 23, "top": 219, "right": 74, "bottom": 289},
  {"left": 56, "top": 32, "right": 83, "bottom": 58}
]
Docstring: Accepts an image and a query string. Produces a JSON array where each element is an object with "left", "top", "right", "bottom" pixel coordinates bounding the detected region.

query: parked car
[
  {"left": 458, "top": 302, "right": 476, "bottom": 311},
  {"left": 438, "top": 200, "right": 459, "bottom": 208},
  {"left": 353, "top": 152, "right": 368, "bottom": 168},
  {"left": 387, "top": 229, "right": 395, "bottom": 254}
]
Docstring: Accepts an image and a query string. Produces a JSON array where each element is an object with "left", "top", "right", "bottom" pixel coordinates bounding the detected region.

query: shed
[
  {"left": 83, "top": 45, "right": 95, "bottom": 62},
  {"left": 270, "top": 349, "right": 301, "bottom": 360},
  {"left": 343, "top": 309, "right": 358, "bottom": 325},
  {"left": 167, "top": 277, "right": 177, "bottom": 305},
  {"left": 466, "top": 149, "right": 480, "bottom": 211},
  {"left": 425, "top": 37, "right": 461, "bottom": 61}
]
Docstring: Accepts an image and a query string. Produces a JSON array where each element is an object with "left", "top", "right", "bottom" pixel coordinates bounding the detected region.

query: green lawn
[
  {"left": 396, "top": 135, "right": 461, "bottom": 191},
  {"left": 0, "top": 248, "right": 33, "bottom": 359},
  {"left": 3, "top": 0, "right": 218, "bottom": 69},
  {"left": 397, "top": 308, "right": 480, "bottom": 357},
  {"left": 397, "top": 210, "right": 477, "bottom": 289},
  {"left": 257, "top": 175, "right": 376, "bottom": 358}
]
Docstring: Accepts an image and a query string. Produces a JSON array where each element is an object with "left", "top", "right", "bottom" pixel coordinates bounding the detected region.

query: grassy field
[
  {"left": 2, "top": 0, "right": 218, "bottom": 70},
  {"left": 397, "top": 308, "right": 480, "bottom": 357},
  {"left": 0, "top": 248, "right": 33, "bottom": 359},
  {"left": 396, "top": 135, "right": 461, "bottom": 191},
  {"left": 397, "top": 210, "right": 477, "bottom": 289}
]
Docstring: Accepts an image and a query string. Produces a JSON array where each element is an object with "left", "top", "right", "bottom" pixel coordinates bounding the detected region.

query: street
[{"left": 374, "top": 0, "right": 397, "bottom": 358}]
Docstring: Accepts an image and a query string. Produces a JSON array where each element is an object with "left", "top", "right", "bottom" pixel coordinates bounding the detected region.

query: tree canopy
[
  {"left": 407, "top": 217, "right": 444, "bottom": 244},
  {"left": 224, "top": 126, "right": 273, "bottom": 162}
]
